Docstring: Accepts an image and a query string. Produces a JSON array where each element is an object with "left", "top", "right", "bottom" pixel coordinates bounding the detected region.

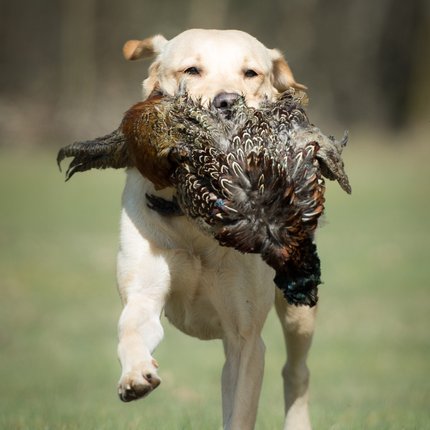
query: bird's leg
[{"left": 145, "top": 193, "right": 183, "bottom": 216}]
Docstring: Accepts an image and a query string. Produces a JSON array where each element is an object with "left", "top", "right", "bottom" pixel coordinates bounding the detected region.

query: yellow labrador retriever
[{"left": 118, "top": 29, "right": 315, "bottom": 430}]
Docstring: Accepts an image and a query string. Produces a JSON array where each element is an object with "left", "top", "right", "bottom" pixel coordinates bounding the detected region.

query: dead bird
[
  {"left": 147, "top": 91, "right": 350, "bottom": 305},
  {"left": 57, "top": 90, "right": 351, "bottom": 306},
  {"left": 164, "top": 140, "right": 325, "bottom": 306},
  {"left": 57, "top": 92, "right": 232, "bottom": 189}
]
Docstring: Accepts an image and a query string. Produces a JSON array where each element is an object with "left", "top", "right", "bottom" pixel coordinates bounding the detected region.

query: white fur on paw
[{"left": 118, "top": 362, "right": 161, "bottom": 402}]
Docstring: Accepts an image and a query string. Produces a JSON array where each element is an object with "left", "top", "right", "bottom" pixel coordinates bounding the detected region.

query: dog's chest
[
  {"left": 164, "top": 290, "right": 224, "bottom": 340},
  {"left": 163, "top": 244, "right": 275, "bottom": 341},
  {"left": 163, "top": 244, "right": 232, "bottom": 340}
]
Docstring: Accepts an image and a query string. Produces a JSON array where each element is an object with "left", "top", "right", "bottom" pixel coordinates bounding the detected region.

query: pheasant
[
  {"left": 57, "top": 91, "right": 231, "bottom": 189},
  {"left": 58, "top": 90, "right": 351, "bottom": 306}
]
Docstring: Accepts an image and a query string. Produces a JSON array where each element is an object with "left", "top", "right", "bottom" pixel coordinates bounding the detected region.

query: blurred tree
[
  {"left": 58, "top": 0, "right": 97, "bottom": 133},
  {"left": 188, "top": 0, "right": 228, "bottom": 29},
  {"left": 0, "top": 0, "right": 428, "bottom": 146},
  {"left": 377, "top": 0, "right": 427, "bottom": 128}
]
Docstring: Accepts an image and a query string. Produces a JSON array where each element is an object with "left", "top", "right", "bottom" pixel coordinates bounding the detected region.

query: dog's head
[{"left": 123, "top": 29, "right": 306, "bottom": 109}]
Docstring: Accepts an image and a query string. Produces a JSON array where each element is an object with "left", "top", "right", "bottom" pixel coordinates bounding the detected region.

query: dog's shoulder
[{"left": 120, "top": 168, "right": 215, "bottom": 252}]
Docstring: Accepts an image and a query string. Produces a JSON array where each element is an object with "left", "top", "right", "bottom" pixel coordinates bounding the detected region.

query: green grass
[{"left": 1, "top": 134, "right": 429, "bottom": 429}]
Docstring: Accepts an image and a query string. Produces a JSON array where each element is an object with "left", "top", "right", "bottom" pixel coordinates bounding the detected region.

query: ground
[{"left": 0, "top": 132, "right": 429, "bottom": 429}]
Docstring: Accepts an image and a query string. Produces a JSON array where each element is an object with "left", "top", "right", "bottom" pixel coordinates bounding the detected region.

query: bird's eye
[
  {"left": 244, "top": 69, "right": 258, "bottom": 78},
  {"left": 184, "top": 67, "right": 200, "bottom": 76}
]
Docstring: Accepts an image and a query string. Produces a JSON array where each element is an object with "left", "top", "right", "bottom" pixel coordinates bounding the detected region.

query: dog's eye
[
  {"left": 184, "top": 67, "right": 200, "bottom": 76},
  {"left": 244, "top": 69, "right": 258, "bottom": 78}
]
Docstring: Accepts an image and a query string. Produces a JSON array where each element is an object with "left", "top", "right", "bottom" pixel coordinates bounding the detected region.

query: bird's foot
[{"left": 146, "top": 194, "right": 183, "bottom": 216}]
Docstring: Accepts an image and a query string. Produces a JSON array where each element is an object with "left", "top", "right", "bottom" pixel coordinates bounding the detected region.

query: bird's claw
[{"left": 145, "top": 194, "right": 183, "bottom": 216}]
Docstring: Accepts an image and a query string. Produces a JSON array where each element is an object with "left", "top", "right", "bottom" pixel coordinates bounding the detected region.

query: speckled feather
[{"left": 171, "top": 129, "right": 325, "bottom": 306}]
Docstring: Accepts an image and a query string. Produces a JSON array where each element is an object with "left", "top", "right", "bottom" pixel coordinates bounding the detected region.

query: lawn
[{"left": 0, "top": 133, "right": 429, "bottom": 429}]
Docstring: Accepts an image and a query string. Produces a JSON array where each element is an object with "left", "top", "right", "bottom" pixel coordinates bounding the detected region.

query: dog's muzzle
[{"left": 213, "top": 92, "right": 240, "bottom": 118}]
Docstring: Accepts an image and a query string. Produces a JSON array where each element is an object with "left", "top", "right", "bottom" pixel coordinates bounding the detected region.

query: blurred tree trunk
[
  {"left": 307, "top": 0, "right": 394, "bottom": 127},
  {"left": 377, "top": 0, "right": 426, "bottom": 128},
  {"left": 58, "top": 0, "right": 97, "bottom": 132},
  {"left": 187, "top": 0, "right": 229, "bottom": 29},
  {"left": 407, "top": 3, "right": 430, "bottom": 128}
]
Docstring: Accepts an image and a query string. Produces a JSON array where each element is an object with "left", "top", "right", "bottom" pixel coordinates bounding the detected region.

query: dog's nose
[{"left": 213, "top": 92, "right": 240, "bottom": 110}]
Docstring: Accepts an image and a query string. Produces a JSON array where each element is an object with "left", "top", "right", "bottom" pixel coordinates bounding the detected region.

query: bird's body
[
  {"left": 57, "top": 90, "right": 351, "bottom": 306},
  {"left": 162, "top": 92, "right": 335, "bottom": 305}
]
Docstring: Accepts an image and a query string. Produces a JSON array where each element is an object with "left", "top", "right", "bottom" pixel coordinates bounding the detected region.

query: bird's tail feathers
[{"left": 315, "top": 130, "right": 351, "bottom": 194}]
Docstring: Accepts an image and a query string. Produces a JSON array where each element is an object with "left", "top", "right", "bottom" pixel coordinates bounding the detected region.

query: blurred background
[
  {"left": 1, "top": 0, "right": 429, "bottom": 144},
  {"left": 1, "top": 1, "right": 429, "bottom": 429}
]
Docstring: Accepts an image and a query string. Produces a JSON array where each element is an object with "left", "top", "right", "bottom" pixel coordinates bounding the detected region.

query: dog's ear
[
  {"left": 123, "top": 35, "right": 168, "bottom": 61},
  {"left": 123, "top": 35, "right": 168, "bottom": 98},
  {"left": 270, "top": 49, "right": 307, "bottom": 92},
  {"left": 142, "top": 61, "right": 161, "bottom": 98}
]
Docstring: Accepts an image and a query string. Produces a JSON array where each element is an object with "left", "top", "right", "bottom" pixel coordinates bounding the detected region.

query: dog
[{"left": 117, "top": 29, "right": 316, "bottom": 430}]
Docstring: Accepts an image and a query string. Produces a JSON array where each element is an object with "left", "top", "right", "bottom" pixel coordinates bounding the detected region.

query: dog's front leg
[
  {"left": 116, "top": 208, "right": 171, "bottom": 402},
  {"left": 117, "top": 288, "right": 167, "bottom": 402}
]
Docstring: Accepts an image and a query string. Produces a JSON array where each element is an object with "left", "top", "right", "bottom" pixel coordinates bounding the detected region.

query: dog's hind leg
[
  {"left": 221, "top": 333, "right": 266, "bottom": 430},
  {"left": 275, "top": 289, "right": 316, "bottom": 430},
  {"left": 214, "top": 255, "right": 274, "bottom": 430}
]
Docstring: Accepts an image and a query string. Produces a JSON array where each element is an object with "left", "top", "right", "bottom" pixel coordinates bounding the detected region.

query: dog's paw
[{"left": 118, "top": 360, "right": 161, "bottom": 402}]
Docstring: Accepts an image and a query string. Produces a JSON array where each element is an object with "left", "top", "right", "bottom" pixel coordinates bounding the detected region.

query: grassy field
[{"left": 1, "top": 134, "right": 429, "bottom": 429}]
